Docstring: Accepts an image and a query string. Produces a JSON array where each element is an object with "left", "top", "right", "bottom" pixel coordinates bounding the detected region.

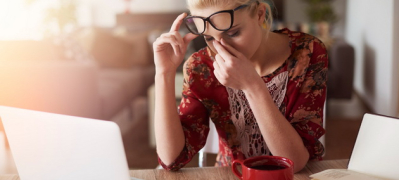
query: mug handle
[{"left": 232, "top": 159, "right": 243, "bottom": 180}]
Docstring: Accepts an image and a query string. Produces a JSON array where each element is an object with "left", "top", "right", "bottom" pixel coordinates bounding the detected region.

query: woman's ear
[{"left": 257, "top": 3, "right": 267, "bottom": 26}]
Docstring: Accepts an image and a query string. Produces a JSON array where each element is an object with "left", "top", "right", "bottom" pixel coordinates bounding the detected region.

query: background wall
[
  {"left": 284, "top": 0, "right": 347, "bottom": 37},
  {"left": 86, "top": 0, "right": 187, "bottom": 27},
  {"left": 395, "top": 1, "right": 399, "bottom": 117},
  {"left": 130, "top": 0, "right": 187, "bottom": 13},
  {"left": 345, "top": 0, "right": 398, "bottom": 117},
  {"left": 0, "top": 0, "right": 189, "bottom": 40}
]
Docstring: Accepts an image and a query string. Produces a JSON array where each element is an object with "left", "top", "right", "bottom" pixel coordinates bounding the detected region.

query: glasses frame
[{"left": 184, "top": 4, "right": 249, "bottom": 35}]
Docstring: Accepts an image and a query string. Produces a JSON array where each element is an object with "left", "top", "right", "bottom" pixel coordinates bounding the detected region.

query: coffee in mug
[{"left": 232, "top": 155, "right": 294, "bottom": 180}]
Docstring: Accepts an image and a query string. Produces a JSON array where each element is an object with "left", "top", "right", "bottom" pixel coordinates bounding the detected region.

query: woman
[{"left": 153, "top": 0, "right": 327, "bottom": 173}]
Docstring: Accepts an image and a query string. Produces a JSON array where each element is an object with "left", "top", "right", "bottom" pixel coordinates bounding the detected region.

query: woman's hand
[
  {"left": 153, "top": 13, "right": 198, "bottom": 74},
  {"left": 212, "top": 39, "right": 263, "bottom": 90}
]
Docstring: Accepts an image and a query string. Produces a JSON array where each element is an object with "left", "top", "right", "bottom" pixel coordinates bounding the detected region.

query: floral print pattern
[{"left": 158, "top": 28, "right": 328, "bottom": 171}]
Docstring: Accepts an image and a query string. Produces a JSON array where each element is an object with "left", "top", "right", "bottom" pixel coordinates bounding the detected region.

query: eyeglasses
[{"left": 183, "top": 4, "right": 249, "bottom": 35}]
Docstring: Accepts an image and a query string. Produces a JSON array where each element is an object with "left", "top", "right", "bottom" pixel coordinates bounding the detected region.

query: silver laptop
[
  {"left": 348, "top": 113, "right": 399, "bottom": 179},
  {"left": 0, "top": 106, "right": 131, "bottom": 180}
]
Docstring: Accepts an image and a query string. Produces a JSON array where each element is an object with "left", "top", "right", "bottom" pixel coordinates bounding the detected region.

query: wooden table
[{"left": 0, "top": 159, "right": 348, "bottom": 180}]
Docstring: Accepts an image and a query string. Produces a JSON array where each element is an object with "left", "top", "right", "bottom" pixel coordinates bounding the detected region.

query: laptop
[
  {"left": 0, "top": 106, "right": 131, "bottom": 180},
  {"left": 311, "top": 113, "right": 399, "bottom": 179}
]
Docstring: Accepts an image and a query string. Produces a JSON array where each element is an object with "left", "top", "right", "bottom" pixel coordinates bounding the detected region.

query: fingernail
[{"left": 220, "top": 38, "right": 224, "bottom": 45}]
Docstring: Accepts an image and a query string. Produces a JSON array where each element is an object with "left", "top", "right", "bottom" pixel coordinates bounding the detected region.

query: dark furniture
[{"left": 327, "top": 38, "right": 355, "bottom": 99}]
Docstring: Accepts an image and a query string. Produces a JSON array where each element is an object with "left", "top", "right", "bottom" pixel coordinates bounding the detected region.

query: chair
[
  {"left": 321, "top": 98, "right": 327, "bottom": 155},
  {"left": 327, "top": 38, "right": 355, "bottom": 99},
  {"left": 198, "top": 119, "right": 219, "bottom": 167}
]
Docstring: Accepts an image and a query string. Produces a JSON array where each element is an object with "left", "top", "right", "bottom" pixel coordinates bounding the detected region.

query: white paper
[
  {"left": 310, "top": 169, "right": 387, "bottom": 180},
  {"left": 348, "top": 114, "right": 399, "bottom": 179}
]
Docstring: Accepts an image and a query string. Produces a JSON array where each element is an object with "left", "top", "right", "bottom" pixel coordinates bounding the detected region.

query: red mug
[{"left": 232, "top": 155, "right": 294, "bottom": 180}]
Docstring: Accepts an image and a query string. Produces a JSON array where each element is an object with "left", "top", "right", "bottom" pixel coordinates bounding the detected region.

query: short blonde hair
[{"left": 186, "top": 0, "right": 273, "bottom": 31}]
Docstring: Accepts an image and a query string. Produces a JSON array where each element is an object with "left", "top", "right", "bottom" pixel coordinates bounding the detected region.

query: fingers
[
  {"left": 214, "top": 54, "right": 234, "bottom": 86},
  {"left": 214, "top": 54, "right": 226, "bottom": 71},
  {"left": 212, "top": 39, "right": 246, "bottom": 86},
  {"left": 170, "top": 13, "right": 186, "bottom": 32},
  {"left": 154, "top": 33, "right": 182, "bottom": 55},
  {"left": 213, "top": 39, "right": 244, "bottom": 60},
  {"left": 213, "top": 59, "right": 224, "bottom": 84},
  {"left": 154, "top": 13, "right": 198, "bottom": 56},
  {"left": 213, "top": 40, "right": 236, "bottom": 62},
  {"left": 213, "top": 53, "right": 230, "bottom": 80},
  {"left": 220, "top": 39, "right": 242, "bottom": 58},
  {"left": 154, "top": 31, "right": 196, "bottom": 57},
  {"left": 183, "top": 33, "right": 198, "bottom": 45},
  {"left": 172, "top": 31, "right": 184, "bottom": 51}
]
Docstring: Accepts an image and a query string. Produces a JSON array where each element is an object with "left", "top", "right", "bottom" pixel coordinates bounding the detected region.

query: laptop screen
[{"left": 0, "top": 106, "right": 131, "bottom": 180}]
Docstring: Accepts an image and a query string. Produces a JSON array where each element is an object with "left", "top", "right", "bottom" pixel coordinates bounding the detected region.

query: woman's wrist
[
  {"left": 154, "top": 63, "right": 179, "bottom": 77},
  {"left": 155, "top": 73, "right": 176, "bottom": 86},
  {"left": 242, "top": 78, "right": 267, "bottom": 96},
  {"left": 155, "top": 68, "right": 177, "bottom": 78}
]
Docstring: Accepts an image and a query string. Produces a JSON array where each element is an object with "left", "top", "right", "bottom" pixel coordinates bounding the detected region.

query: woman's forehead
[{"left": 190, "top": 5, "right": 236, "bottom": 17}]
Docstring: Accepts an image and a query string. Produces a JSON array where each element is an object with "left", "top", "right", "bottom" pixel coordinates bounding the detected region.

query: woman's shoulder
[
  {"left": 275, "top": 28, "right": 328, "bottom": 61},
  {"left": 276, "top": 28, "right": 328, "bottom": 80},
  {"left": 276, "top": 28, "right": 327, "bottom": 50}
]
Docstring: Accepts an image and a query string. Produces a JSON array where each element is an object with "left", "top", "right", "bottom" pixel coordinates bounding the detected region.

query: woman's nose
[
  {"left": 214, "top": 37, "right": 222, "bottom": 42},
  {"left": 204, "top": 24, "right": 222, "bottom": 41}
]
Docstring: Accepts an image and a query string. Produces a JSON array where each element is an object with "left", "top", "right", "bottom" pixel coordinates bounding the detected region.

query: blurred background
[{"left": 0, "top": 0, "right": 398, "bottom": 174}]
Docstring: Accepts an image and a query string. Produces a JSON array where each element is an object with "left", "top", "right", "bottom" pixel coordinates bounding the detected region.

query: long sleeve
[{"left": 286, "top": 37, "right": 328, "bottom": 160}]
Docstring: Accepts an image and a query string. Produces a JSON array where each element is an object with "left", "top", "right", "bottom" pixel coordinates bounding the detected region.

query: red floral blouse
[{"left": 158, "top": 28, "right": 328, "bottom": 171}]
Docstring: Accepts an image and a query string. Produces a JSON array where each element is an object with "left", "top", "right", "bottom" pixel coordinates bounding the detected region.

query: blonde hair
[{"left": 186, "top": 0, "right": 273, "bottom": 31}]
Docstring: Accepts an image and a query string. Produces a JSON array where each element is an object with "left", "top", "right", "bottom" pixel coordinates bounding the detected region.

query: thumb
[{"left": 183, "top": 33, "right": 198, "bottom": 45}]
